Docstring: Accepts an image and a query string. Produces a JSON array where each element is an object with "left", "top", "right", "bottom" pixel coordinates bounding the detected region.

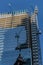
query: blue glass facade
[{"left": 0, "top": 26, "right": 31, "bottom": 65}]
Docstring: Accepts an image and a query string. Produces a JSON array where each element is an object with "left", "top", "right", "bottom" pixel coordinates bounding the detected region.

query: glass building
[
  {"left": 0, "top": 27, "right": 31, "bottom": 65},
  {"left": 0, "top": 6, "right": 42, "bottom": 65},
  {"left": 0, "top": 12, "right": 31, "bottom": 65}
]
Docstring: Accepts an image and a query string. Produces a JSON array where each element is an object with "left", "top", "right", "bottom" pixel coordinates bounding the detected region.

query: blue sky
[{"left": 0, "top": 0, "right": 43, "bottom": 63}]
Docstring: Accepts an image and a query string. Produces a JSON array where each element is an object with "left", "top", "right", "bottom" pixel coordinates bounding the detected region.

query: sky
[{"left": 0, "top": 0, "right": 43, "bottom": 64}]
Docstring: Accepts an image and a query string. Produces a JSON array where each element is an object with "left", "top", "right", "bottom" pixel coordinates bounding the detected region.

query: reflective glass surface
[{"left": 0, "top": 26, "right": 31, "bottom": 65}]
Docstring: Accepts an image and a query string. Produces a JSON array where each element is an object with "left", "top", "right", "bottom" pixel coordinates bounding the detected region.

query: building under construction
[{"left": 0, "top": 6, "right": 42, "bottom": 65}]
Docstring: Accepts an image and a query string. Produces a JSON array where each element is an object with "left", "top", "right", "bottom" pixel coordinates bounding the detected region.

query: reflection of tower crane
[
  {"left": 14, "top": 26, "right": 29, "bottom": 65},
  {"left": 14, "top": 27, "right": 26, "bottom": 65}
]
